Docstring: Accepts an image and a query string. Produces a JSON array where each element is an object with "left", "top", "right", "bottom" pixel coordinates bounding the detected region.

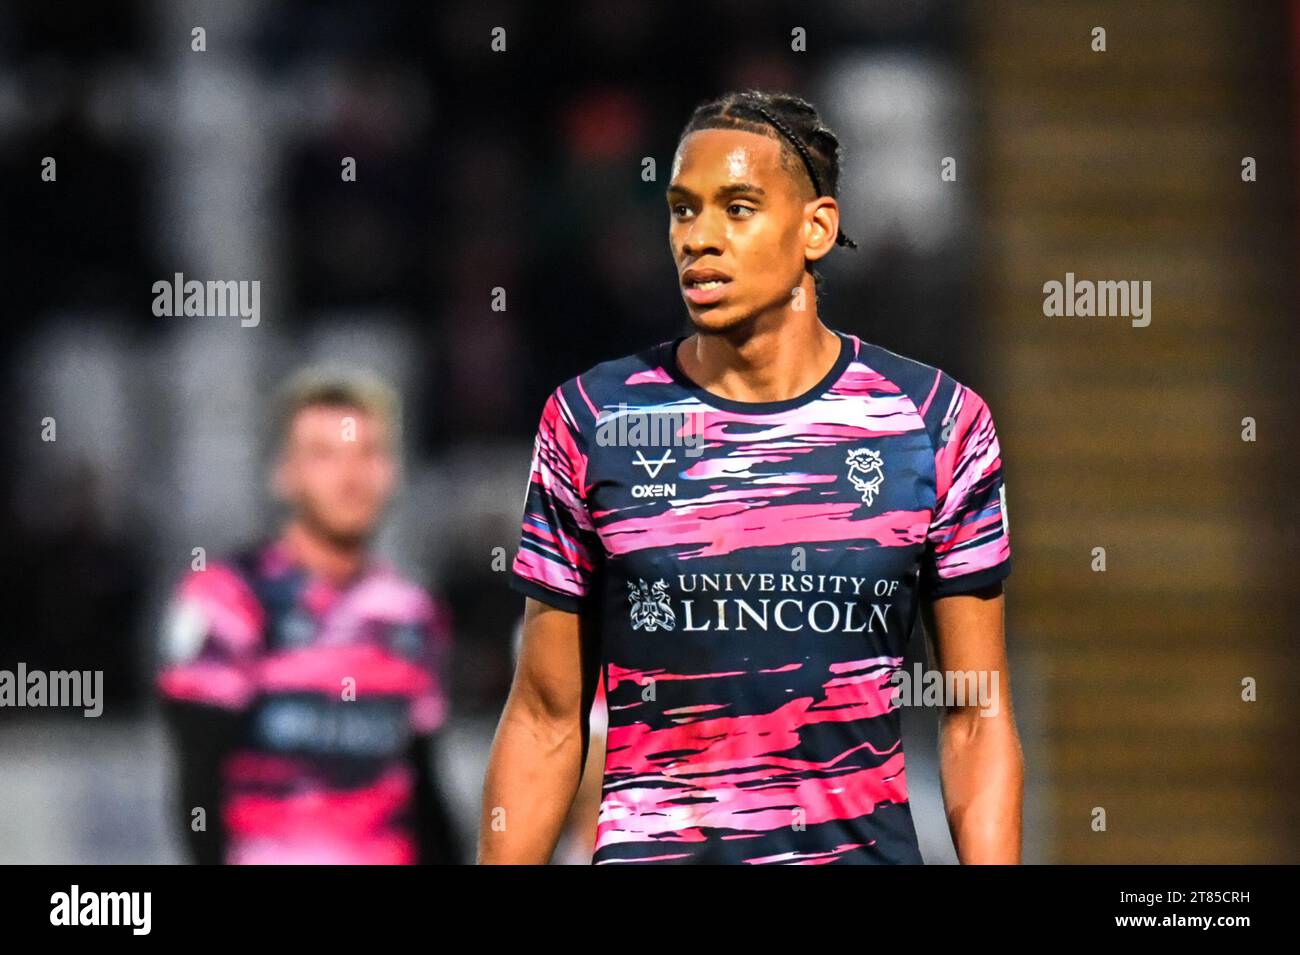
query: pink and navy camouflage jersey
[
  {"left": 157, "top": 539, "right": 450, "bottom": 864},
  {"left": 511, "top": 331, "right": 1011, "bottom": 864}
]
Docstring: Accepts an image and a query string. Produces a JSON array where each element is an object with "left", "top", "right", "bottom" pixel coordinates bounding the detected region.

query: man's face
[
  {"left": 667, "top": 128, "right": 816, "bottom": 334},
  {"left": 274, "top": 404, "right": 396, "bottom": 546}
]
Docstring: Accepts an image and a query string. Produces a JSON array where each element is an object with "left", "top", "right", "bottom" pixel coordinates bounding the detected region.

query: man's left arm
[{"left": 921, "top": 581, "right": 1023, "bottom": 864}]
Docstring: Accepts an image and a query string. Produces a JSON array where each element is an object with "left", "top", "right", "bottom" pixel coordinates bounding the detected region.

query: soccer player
[
  {"left": 158, "top": 371, "right": 462, "bottom": 864},
  {"left": 480, "top": 90, "right": 1022, "bottom": 864}
]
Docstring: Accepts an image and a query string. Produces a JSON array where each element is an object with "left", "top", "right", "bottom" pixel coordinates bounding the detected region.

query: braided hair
[{"left": 678, "top": 90, "right": 858, "bottom": 253}]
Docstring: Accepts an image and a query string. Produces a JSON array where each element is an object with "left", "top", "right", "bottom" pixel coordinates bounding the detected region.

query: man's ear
[{"left": 804, "top": 197, "right": 839, "bottom": 263}]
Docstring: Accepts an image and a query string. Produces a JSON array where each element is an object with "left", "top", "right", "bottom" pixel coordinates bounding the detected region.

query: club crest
[{"left": 845, "top": 447, "right": 885, "bottom": 505}]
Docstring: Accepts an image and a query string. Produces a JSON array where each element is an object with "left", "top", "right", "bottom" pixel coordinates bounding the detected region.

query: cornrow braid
[
  {"left": 679, "top": 89, "right": 858, "bottom": 251},
  {"left": 749, "top": 105, "right": 826, "bottom": 208}
]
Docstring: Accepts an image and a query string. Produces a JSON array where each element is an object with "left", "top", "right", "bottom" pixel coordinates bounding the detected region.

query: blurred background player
[{"left": 157, "top": 370, "right": 461, "bottom": 864}]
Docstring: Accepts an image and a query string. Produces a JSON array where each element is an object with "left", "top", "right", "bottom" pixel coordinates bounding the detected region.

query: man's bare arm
[
  {"left": 478, "top": 598, "right": 596, "bottom": 863},
  {"left": 920, "top": 583, "right": 1023, "bottom": 864}
]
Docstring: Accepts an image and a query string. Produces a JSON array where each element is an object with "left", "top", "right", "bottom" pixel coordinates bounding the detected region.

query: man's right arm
[
  {"left": 155, "top": 564, "right": 261, "bottom": 865},
  {"left": 478, "top": 598, "right": 597, "bottom": 864}
]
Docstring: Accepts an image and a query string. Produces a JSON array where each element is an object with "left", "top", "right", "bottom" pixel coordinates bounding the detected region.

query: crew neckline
[{"left": 661, "top": 330, "right": 854, "bottom": 414}]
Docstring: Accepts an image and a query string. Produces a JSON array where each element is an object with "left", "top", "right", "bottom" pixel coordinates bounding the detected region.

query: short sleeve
[
  {"left": 156, "top": 563, "right": 263, "bottom": 709},
  {"left": 510, "top": 386, "right": 600, "bottom": 612},
  {"left": 920, "top": 384, "right": 1012, "bottom": 599}
]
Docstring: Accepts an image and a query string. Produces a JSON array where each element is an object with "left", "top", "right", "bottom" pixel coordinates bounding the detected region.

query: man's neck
[
  {"left": 677, "top": 299, "right": 841, "bottom": 405},
  {"left": 278, "top": 520, "right": 369, "bottom": 588}
]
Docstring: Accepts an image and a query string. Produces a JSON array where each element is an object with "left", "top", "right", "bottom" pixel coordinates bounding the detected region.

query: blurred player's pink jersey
[{"left": 158, "top": 539, "right": 450, "bottom": 864}]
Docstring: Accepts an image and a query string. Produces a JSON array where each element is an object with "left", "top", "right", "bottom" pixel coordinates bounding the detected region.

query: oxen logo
[
  {"left": 845, "top": 447, "right": 885, "bottom": 505},
  {"left": 628, "top": 578, "right": 675, "bottom": 632},
  {"left": 632, "top": 449, "right": 676, "bottom": 479}
]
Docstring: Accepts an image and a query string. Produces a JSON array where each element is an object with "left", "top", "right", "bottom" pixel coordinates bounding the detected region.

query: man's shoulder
[
  {"left": 162, "top": 546, "right": 267, "bottom": 663},
  {"left": 851, "top": 336, "right": 994, "bottom": 407},
  {"left": 173, "top": 545, "right": 260, "bottom": 598},
  {"left": 543, "top": 339, "right": 677, "bottom": 431},
  {"left": 850, "top": 336, "right": 952, "bottom": 400},
  {"left": 846, "top": 335, "right": 994, "bottom": 452}
]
